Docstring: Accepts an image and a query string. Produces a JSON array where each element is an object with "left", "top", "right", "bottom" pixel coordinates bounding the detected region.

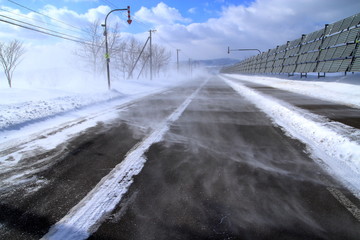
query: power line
[
  {"left": 3, "top": 0, "right": 194, "bottom": 60},
  {"left": 7, "top": 0, "right": 87, "bottom": 33},
  {"left": 99, "top": 0, "right": 118, "bottom": 9},
  {"left": 0, "top": 15, "right": 142, "bottom": 54},
  {"left": 0, "top": 6, "right": 85, "bottom": 36},
  {"left": 0, "top": 17, "right": 91, "bottom": 45},
  {"left": 0, "top": 14, "right": 86, "bottom": 42}
]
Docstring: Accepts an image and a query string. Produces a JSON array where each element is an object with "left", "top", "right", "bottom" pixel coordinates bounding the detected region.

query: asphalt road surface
[{"left": 1, "top": 76, "right": 360, "bottom": 240}]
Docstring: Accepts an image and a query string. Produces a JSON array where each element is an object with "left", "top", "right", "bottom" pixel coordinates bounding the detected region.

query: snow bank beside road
[
  {"left": 0, "top": 77, "right": 193, "bottom": 131},
  {"left": 0, "top": 90, "right": 123, "bottom": 130},
  {"left": 224, "top": 74, "right": 360, "bottom": 108},
  {"left": 221, "top": 75, "right": 360, "bottom": 198}
]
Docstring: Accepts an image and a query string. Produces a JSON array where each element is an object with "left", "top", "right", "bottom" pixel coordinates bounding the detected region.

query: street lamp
[
  {"left": 228, "top": 46, "right": 261, "bottom": 54},
  {"left": 102, "top": 6, "right": 132, "bottom": 89}
]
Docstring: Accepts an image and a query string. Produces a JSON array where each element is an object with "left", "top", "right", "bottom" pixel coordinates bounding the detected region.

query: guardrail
[{"left": 221, "top": 12, "right": 360, "bottom": 78}]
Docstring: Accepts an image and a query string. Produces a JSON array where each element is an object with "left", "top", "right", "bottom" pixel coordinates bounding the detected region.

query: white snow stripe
[
  {"left": 223, "top": 73, "right": 360, "bottom": 109},
  {"left": 221, "top": 76, "right": 360, "bottom": 199},
  {"left": 326, "top": 186, "right": 360, "bottom": 222},
  {"left": 41, "top": 79, "right": 208, "bottom": 240}
]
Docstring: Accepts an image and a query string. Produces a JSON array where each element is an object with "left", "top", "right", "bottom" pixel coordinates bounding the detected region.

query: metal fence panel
[
  {"left": 336, "top": 31, "right": 349, "bottom": 44},
  {"left": 221, "top": 12, "right": 360, "bottom": 76},
  {"left": 355, "top": 47, "right": 360, "bottom": 57},
  {"left": 349, "top": 13, "right": 360, "bottom": 28},
  {"left": 329, "top": 19, "right": 343, "bottom": 35},
  {"left": 350, "top": 58, "right": 360, "bottom": 71},
  {"left": 339, "top": 59, "right": 352, "bottom": 72},
  {"left": 339, "top": 16, "right": 354, "bottom": 31}
]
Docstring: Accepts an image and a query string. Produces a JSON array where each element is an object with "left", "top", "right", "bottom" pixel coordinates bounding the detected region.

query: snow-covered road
[{"left": 0, "top": 73, "right": 360, "bottom": 239}]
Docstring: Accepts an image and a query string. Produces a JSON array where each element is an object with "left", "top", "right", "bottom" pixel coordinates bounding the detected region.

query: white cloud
[
  {"left": 134, "top": 2, "right": 191, "bottom": 26},
  {"left": 188, "top": 7, "right": 196, "bottom": 14},
  {"left": 0, "top": 4, "right": 129, "bottom": 42},
  {"left": 152, "top": 0, "right": 360, "bottom": 60},
  {"left": 2, "top": 0, "right": 360, "bottom": 65},
  {"left": 42, "top": 4, "right": 112, "bottom": 26}
]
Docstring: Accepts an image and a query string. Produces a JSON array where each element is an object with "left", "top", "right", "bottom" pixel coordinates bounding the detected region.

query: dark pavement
[
  {"left": 90, "top": 77, "right": 360, "bottom": 240},
  {"left": 1, "top": 76, "right": 359, "bottom": 240},
  {"left": 0, "top": 85, "right": 198, "bottom": 240}
]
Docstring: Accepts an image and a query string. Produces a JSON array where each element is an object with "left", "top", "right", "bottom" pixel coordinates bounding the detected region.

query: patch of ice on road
[{"left": 221, "top": 75, "right": 360, "bottom": 198}]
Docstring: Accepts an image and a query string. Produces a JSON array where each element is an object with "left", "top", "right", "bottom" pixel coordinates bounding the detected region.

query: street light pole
[
  {"left": 176, "top": 49, "right": 181, "bottom": 73},
  {"left": 102, "top": 6, "right": 132, "bottom": 89},
  {"left": 228, "top": 46, "right": 261, "bottom": 54}
]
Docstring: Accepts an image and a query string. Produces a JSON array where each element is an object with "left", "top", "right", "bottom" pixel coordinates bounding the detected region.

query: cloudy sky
[{"left": 0, "top": 0, "right": 360, "bottom": 65}]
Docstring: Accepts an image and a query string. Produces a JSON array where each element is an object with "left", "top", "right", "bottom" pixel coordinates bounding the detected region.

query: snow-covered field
[{"left": 221, "top": 73, "right": 360, "bottom": 199}]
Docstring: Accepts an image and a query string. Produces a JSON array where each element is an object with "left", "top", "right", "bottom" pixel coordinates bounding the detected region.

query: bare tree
[
  {"left": 74, "top": 19, "right": 104, "bottom": 76},
  {"left": 75, "top": 19, "right": 123, "bottom": 78},
  {"left": 152, "top": 44, "right": 171, "bottom": 77},
  {"left": 0, "top": 40, "right": 26, "bottom": 88},
  {"left": 137, "top": 43, "right": 171, "bottom": 78},
  {"left": 121, "top": 37, "right": 142, "bottom": 77}
]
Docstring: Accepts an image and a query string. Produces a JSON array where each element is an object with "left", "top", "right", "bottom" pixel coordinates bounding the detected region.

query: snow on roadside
[
  {"left": 0, "top": 90, "right": 124, "bottom": 130},
  {"left": 224, "top": 74, "right": 360, "bottom": 108},
  {"left": 220, "top": 75, "right": 360, "bottom": 198},
  {"left": 0, "top": 76, "right": 194, "bottom": 131}
]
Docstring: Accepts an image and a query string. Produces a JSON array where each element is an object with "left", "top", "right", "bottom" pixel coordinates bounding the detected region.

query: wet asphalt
[{"left": 1, "top": 76, "right": 360, "bottom": 240}]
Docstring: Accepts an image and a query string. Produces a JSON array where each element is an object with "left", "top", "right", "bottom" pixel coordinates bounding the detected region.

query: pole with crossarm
[{"left": 102, "top": 6, "right": 132, "bottom": 89}]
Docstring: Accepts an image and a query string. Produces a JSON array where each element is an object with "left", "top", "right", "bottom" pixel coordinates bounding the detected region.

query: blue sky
[
  {"left": 17, "top": 0, "right": 252, "bottom": 23},
  {"left": 1, "top": 0, "right": 360, "bottom": 61}
]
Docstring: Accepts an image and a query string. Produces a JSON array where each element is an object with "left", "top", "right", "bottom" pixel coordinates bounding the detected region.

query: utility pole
[
  {"left": 127, "top": 37, "right": 150, "bottom": 79},
  {"left": 102, "top": 6, "right": 132, "bottom": 89},
  {"left": 177, "top": 49, "right": 181, "bottom": 73},
  {"left": 149, "top": 30, "right": 156, "bottom": 80}
]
